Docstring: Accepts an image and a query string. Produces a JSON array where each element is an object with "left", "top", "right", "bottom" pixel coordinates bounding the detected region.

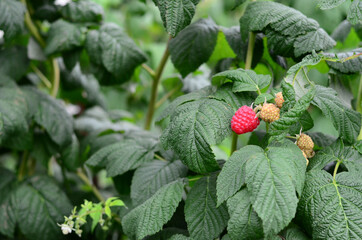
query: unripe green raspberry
[
  {"left": 275, "top": 92, "right": 284, "bottom": 108},
  {"left": 297, "top": 133, "right": 314, "bottom": 151},
  {"left": 260, "top": 103, "right": 280, "bottom": 123}
]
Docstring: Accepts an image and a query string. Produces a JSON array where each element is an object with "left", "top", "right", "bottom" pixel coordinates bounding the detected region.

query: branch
[{"left": 77, "top": 169, "right": 105, "bottom": 202}]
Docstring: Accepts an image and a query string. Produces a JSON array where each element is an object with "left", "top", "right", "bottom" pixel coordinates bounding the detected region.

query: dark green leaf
[
  {"left": 153, "top": 0, "right": 200, "bottom": 37},
  {"left": 60, "top": 0, "right": 103, "bottom": 23},
  {"left": 283, "top": 224, "right": 310, "bottom": 240},
  {"left": 312, "top": 85, "right": 361, "bottom": 143},
  {"left": 289, "top": 111, "right": 314, "bottom": 135},
  {"left": 131, "top": 160, "right": 188, "bottom": 205},
  {"left": 0, "top": 47, "right": 29, "bottom": 81},
  {"left": 212, "top": 84, "right": 255, "bottom": 111},
  {"left": 169, "top": 18, "right": 219, "bottom": 77},
  {"left": 244, "top": 145, "right": 306, "bottom": 236},
  {"left": 60, "top": 133, "right": 80, "bottom": 171},
  {"left": 14, "top": 176, "right": 72, "bottom": 240},
  {"left": 161, "top": 97, "right": 233, "bottom": 173},
  {"left": 287, "top": 53, "right": 323, "bottom": 76},
  {"left": 185, "top": 175, "right": 229, "bottom": 240},
  {"left": 298, "top": 170, "right": 362, "bottom": 239},
  {"left": 169, "top": 234, "right": 190, "bottom": 240},
  {"left": 227, "top": 188, "right": 263, "bottom": 240},
  {"left": 307, "top": 132, "right": 337, "bottom": 148},
  {"left": 324, "top": 48, "right": 362, "bottom": 73},
  {"left": 212, "top": 69, "right": 271, "bottom": 93},
  {"left": 255, "top": 93, "right": 274, "bottom": 105},
  {"left": 0, "top": 0, "right": 25, "bottom": 40},
  {"left": 0, "top": 168, "right": 17, "bottom": 237},
  {"left": 216, "top": 145, "right": 261, "bottom": 206},
  {"left": 85, "top": 24, "right": 147, "bottom": 83},
  {"left": 22, "top": 86, "right": 74, "bottom": 148},
  {"left": 347, "top": 0, "right": 362, "bottom": 25},
  {"left": 240, "top": 2, "right": 335, "bottom": 57},
  {"left": 208, "top": 30, "right": 236, "bottom": 63},
  {"left": 45, "top": 19, "right": 86, "bottom": 55},
  {"left": 122, "top": 180, "right": 184, "bottom": 240},
  {"left": 87, "top": 136, "right": 159, "bottom": 177}
]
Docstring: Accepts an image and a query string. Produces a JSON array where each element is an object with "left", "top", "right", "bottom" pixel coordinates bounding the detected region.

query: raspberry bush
[{"left": 0, "top": 0, "right": 361, "bottom": 240}]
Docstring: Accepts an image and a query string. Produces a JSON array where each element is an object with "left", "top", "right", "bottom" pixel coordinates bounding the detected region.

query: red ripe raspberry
[{"left": 231, "top": 106, "right": 260, "bottom": 134}]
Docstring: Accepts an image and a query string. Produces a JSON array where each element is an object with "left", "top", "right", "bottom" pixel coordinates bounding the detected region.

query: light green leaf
[
  {"left": 347, "top": 0, "right": 362, "bottom": 25},
  {"left": 109, "top": 199, "right": 125, "bottom": 207},
  {"left": 22, "top": 86, "right": 74, "bottom": 148},
  {"left": 0, "top": 168, "right": 17, "bottom": 237},
  {"left": 131, "top": 160, "right": 188, "bottom": 205},
  {"left": 245, "top": 145, "right": 306, "bottom": 236},
  {"left": 216, "top": 145, "right": 261, "bottom": 206},
  {"left": 240, "top": 2, "right": 335, "bottom": 57},
  {"left": 85, "top": 24, "right": 147, "bottom": 84},
  {"left": 212, "top": 69, "right": 271, "bottom": 93},
  {"left": 312, "top": 85, "right": 361, "bottom": 143},
  {"left": 208, "top": 30, "right": 236, "bottom": 63},
  {"left": 14, "top": 176, "right": 72, "bottom": 240},
  {"left": 169, "top": 234, "right": 190, "bottom": 240},
  {"left": 317, "top": 0, "right": 346, "bottom": 10},
  {"left": 161, "top": 97, "right": 233, "bottom": 173},
  {"left": 153, "top": 0, "right": 200, "bottom": 37},
  {"left": 122, "top": 180, "right": 184, "bottom": 240},
  {"left": 87, "top": 136, "right": 158, "bottom": 177},
  {"left": 298, "top": 170, "right": 362, "bottom": 239},
  {"left": 255, "top": 93, "right": 274, "bottom": 105},
  {"left": 227, "top": 188, "right": 263, "bottom": 240},
  {"left": 269, "top": 87, "right": 315, "bottom": 136},
  {"left": 169, "top": 18, "right": 219, "bottom": 77},
  {"left": 284, "top": 68, "right": 313, "bottom": 100},
  {"left": 0, "top": 0, "right": 25, "bottom": 40},
  {"left": 324, "top": 48, "right": 362, "bottom": 73},
  {"left": 89, "top": 203, "right": 102, "bottom": 232},
  {"left": 287, "top": 53, "right": 323, "bottom": 76},
  {"left": 44, "top": 19, "right": 86, "bottom": 55},
  {"left": 60, "top": 0, "right": 103, "bottom": 23},
  {"left": 185, "top": 175, "right": 229, "bottom": 240}
]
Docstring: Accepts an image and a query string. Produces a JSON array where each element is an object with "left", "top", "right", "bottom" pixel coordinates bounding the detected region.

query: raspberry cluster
[
  {"left": 296, "top": 133, "right": 315, "bottom": 165},
  {"left": 260, "top": 103, "right": 280, "bottom": 123}
]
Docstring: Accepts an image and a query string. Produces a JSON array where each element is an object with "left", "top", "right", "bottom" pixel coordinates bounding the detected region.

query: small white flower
[
  {"left": 0, "top": 30, "right": 4, "bottom": 39},
  {"left": 54, "top": 0, "right": 71, "bottom": 6},
  {"left": 76, "top": 229, "right": 83, "bottom": 237},
  {"left": 60, "top": 224, "right": 72, "bottom": 235}
]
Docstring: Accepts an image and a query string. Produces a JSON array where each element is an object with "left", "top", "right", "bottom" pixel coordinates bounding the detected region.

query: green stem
[
  {"left": 142, "top": 63, "right": 156, "bottom": 78},
  {"left": 50, "top": 58, "right": 60, "bottom": 97},
  {"left": 154, "top": 153, "right": 167, "bottom": 162},
  {"left": 155, "top": 85, "right": 182, "bottom": 109},
  {"left": 144, "top": 37, "right": 171, "bottom": 130},
  {"left": 18, "top": 151, "right": 29, "bottom": 181},
  {"left": 230, "top": 133, "right": 238, "bottom": 154},
  {"left": 356, "top": 74, "right": 362, "bottom": 113},
  {"left": 188, "top": 175, "right": 203, "bottom": 182},
  {"left": 31, "top": 64, "right": 52, "bottom": 88},
  {"left": 77, "top": 169, "right": 105, "bottom": 202},
  {"left": 333, "top": 161, "right": 341, "bottom": 183}
]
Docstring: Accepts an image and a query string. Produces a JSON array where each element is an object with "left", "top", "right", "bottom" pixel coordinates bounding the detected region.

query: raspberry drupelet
[{"left": 231, "top": 106, "right": 260, "bottom": 134}]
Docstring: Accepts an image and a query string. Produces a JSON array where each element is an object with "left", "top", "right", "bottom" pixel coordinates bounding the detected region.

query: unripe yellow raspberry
[
  {"left": 296, "top": 133, "right": 314, "bottom": 151},
  {"left": 260, "top": 103, "right": 280, "bottom": 123},
  {"left": 303, "top": 149, "right": 315, "bottom": 158},
  {"left": 275, "top": 92, "right": 284, "bottom": 108}
]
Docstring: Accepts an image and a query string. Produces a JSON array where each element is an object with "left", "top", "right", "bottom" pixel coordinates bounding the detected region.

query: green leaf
[
  {"left": 240, "top": 2, "right": 335, "bottom": 57},
  {"left": 324, "top": 49, "right": 362, "bottom": 73},
  {"left": 85, "top": 24, "right": 147, "bottom": 83},
  {"left": 308, "top": 140, "right": 362, "bottom": 172},
  {"left": 216, "top": 145, "right": 261, "bottom": 206},
  {"left": 0, "top": 168, "right": 17, "bottom": 237},
  {"left": 185, "top": 174, "right": 229, "bottom": 240},
  {"left": 60, "top": 0, "right": 103, "bottom": 23},
  {"left": 298, "top": 170, "right": 362, "bottom": 239},
  {"left": 45, "top": 19, "right": 86, "bottom": 55},
  {"left": 60, "top": 133, "right": 80, "bottom": 171},
  {"left": 22, "top": 86, "right": 74, "bottom": 148},
  {"left": 14, "top": 176, "right": 72, "bottom": 240},
  {"left": 169, "top": 234, "right": 190, "bottom": 240},
  {"left": 312, "top": 85, "right": 361, "bottom": 143},
  {"left": 244, "top": 145, "right": 306, "bottom": 236},
  {"left": 0, "top": 83, "right": 30, "bottom": 149},
  {"left": 157, "top": 86, "right": 213, "bottom": 122},
  {"left": 317, "top": 0, "right": 346, "bottom": 10},
  {"left": 289, "top": 111, "right": 314, "bottom": 135},
  {"left": 212, "top": 69, "right": 271, "bottom": 93},
  {"left": 161, "top": 97, "right": 233, "bottom": 173},
  {"left": 131, "top": 160, "right": 188, "bottom": 205},
  {"left": 287, "top": 53, "right": 323, "bottom": 76},
  {"left": 169, "top": 18, "right": 219, "bottom": 77},
  {"left": 255, "top": 93, "right": 274, "bottom": 105},
  {"left": 226, "top": 188, "right": 263, "bottom": 240},
  {"left": 87, "top": 136, "right": 159, "bottom": 177},
  {"left": 283, "top": 224, "right": 310, "bottom": 240},
  {"left": 89, "top": 203, "right": 102, "bottom": 232},
  {"left": 153, "top": 0, "right": 200, "bottom": 37},
  {"left": 347, "top": 0, "right": 362, "bottom": 25},
  {"left": 0, "top": 0, "right": 25, "bottom": 41},
  {"left": 212, "top": 85, "right": 255, "bottom": 111},
  {"left": 269, "top": 87, "right": 315, "bottom": 136},
  {"left": 0, "top": 47, "right": 29, "bottom": 81},
  {"left": 122, "top": 180, "right": 184, "bottom": 240}
]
